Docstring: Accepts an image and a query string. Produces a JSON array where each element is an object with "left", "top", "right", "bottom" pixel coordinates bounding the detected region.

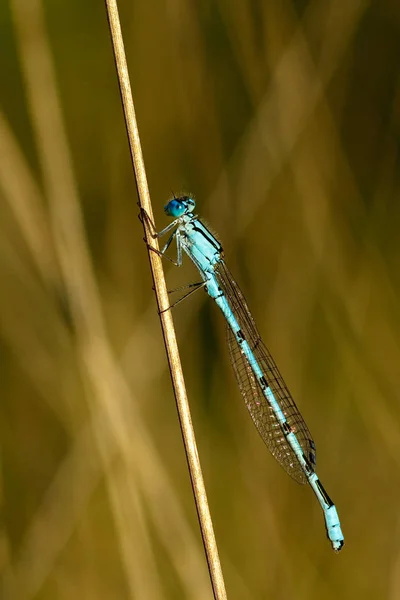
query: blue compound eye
[
  {"left": 164, "top": 197, "right": 196, "bottom": 217},
  {"left": 164, "top": 200, "right": 185, "bottom": 217}
]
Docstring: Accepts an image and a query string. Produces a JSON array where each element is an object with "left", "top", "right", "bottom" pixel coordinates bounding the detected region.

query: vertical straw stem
[{"left": 104, "top": 2, "right": 227, "bottom": 598}]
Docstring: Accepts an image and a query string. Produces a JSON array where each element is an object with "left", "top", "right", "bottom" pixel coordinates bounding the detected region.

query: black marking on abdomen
[
  {"left": 315, "top": 479, "right": 333, "bottom": 507},
  {"left": 309, "top": 440, "right": 316, "bottom": 465},
  {"left": 283, "top": 422, "right": 291, "bottom": 435},
  {"left": 236, "top": 329, "right": 245, "bottom": 343},
  {"left": 259, "top": 376, "right": 268, "bottom": 389},
  {"left": 302, "top": 454, "right": 315, "bottom": 477}
]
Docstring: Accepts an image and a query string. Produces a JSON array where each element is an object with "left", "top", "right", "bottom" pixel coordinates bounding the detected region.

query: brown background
[{"left": 1, "top": 1, "right": 400, "bottom": 598}]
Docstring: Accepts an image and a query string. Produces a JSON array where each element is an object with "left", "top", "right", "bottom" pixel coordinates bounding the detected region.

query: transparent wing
[{"left": 215, "top": 261, "right": 316, "bottom": 484}]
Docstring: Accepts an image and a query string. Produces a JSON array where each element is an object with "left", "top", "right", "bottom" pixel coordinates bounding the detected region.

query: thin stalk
[{"left": 104, "top": 2, "right": 227, "bottom": 598}]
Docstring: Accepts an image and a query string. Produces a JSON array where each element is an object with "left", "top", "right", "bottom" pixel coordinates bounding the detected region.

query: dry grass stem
[{"left": 104, "top": 0, "right": 227, "bottom": 598}]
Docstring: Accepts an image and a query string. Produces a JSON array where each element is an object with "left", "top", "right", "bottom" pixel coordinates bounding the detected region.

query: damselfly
[{"left": 147, "top": 196, "right": 344, "bottom": 552}]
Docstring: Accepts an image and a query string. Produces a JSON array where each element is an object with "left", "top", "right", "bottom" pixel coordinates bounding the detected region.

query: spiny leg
[
  {"left": 140, "top": 208, "right": 183, "bottom": 267},
  {"left": 160, "top": 281, "right": 207, "bottom": 312},
  {"left": 146, "top": 242, "right": 180, "bottom": 266},
  {"left": 139, "top": 209, "right": 200, "bottom": 311},
  {"left": 144, "top": 228, "right": 183, "bottom": 267},
  {"left": 138, "top": 207, "right": 157, "bottom": 238},
  {"left": 139, "top": 207, "right": 179, "bottom": 240}
]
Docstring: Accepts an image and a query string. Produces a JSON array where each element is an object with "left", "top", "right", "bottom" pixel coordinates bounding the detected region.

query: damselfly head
[{"left": 164, "top": 196, "right": 196, "bottom": 217}]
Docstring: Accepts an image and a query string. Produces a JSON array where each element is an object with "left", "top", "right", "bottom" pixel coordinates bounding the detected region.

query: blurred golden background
[{"left": 1, "top": 0, "right": 400, "bottom": 598}]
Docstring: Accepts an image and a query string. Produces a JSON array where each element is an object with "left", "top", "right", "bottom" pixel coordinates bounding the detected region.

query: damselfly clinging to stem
[{"left": 144, "top": 195, "right": 344, "bottom": 552}]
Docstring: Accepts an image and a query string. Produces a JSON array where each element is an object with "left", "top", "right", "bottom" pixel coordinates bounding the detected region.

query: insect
[{"left": 146, "top": 196, "right": 344, "bottom": 551}]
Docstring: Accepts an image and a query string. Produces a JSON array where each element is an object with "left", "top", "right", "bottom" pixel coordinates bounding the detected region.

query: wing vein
[{"left": 215, "top": 261, "right": 316, "bottom": 484}]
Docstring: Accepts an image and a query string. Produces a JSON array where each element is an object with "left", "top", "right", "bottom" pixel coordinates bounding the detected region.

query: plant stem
[{"left": 104, "top": 2, "right": 227, "bottom": 598}]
